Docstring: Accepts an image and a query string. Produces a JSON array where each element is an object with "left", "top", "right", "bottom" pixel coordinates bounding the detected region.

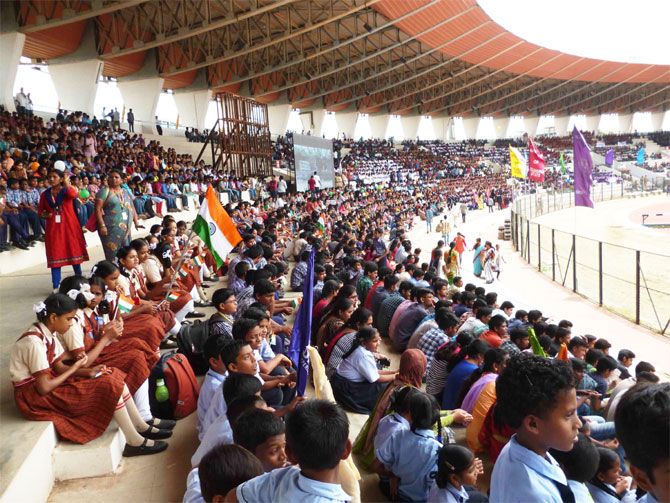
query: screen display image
[{"left": 293, "top": 134, "right": 335, "bottom": 192}]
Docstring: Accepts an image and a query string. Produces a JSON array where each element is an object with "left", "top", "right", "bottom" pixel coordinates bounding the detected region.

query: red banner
[{"left": 528, "top": 138, "right": 546, "bottom": 182}]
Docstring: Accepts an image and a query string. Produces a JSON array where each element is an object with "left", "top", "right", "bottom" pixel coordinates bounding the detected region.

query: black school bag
[{"left": 176, "top": 320, "right": 210, "bottom": 375}]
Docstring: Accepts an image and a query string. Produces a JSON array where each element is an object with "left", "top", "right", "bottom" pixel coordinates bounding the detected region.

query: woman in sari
[
  {"left": 482, "top": 241, "right": 496, "bottom": 284},
  {"left": 315, "top": 297, "right": 355, "bottom": 355},
  {"left": 96, "top": 170, "right": 143, "bottom": 262},
  {"left": 472, "top": 240, "right": 485, "bottom": 278},
  {"left": 443, "top": 241, "right": 460, "bottom": 285}
]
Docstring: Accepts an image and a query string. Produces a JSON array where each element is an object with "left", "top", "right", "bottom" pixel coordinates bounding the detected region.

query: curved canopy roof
[{"left": 15, "top": 0, "right": 670, "bottom": 116}]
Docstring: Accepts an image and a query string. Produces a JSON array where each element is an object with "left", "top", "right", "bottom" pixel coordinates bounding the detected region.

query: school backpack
[
  {"left": 149, "top": 351, "right": 200, "bottom": 420},
  {"left": 176, "top": 320, "right": 211, "bottom": 375}
]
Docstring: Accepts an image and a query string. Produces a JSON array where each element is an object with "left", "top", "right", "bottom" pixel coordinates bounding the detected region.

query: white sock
[
  {"left": 122, "top": 385, "right": 151, "bottom": 431},
  {"left": 174, "top": 299, "right": 195, "bottom": 322},
  {"left": 133, "top": 380, "right": 153, "bottom": 421},
  {"left": 190, "top": 286, "right": 201, "bottom": 303},
  {"left": 113, "top": 400, "right": 153, "bottom": 447},
  {"left": 167, "top": 318, "right": 181, "bottom": 337}
]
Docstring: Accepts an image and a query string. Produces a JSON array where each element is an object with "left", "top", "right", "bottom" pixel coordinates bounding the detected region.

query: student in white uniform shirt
[
  {"left": 587, "top": 448, "right": 637, "bottom": 503},
  {"left": 428, "top": 445, "right": 485, "bottom": 503},
  {"left": 227, "top": 399, "right": 353, "bottom": 503},
  {"left": 184, "top": 444, "right": 262, "bottom": 503},
  {"left": 373, "top": 386, "right": 419, "bottom": 454},
  {"left": 330, "top": 327, "right": 398, "bottom": 414},
  {"left": 196, "top": 336, "right": 230, "bottom": 440}
]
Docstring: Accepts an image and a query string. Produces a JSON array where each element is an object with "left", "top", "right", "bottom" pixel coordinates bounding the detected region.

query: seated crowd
[{"left": 3, "top": 107, "right": 668, "bottom": 503}]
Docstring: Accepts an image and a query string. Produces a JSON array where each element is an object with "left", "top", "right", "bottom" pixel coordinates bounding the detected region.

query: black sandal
[
  {"left": 140, "top": 426, "right": 173, "bottom": 440},
  {"left": 147, "top": 417, "right": 176, "bottom": 430},
  {"left": 122, "top": 438, "right": 168, "bottom": 457}
]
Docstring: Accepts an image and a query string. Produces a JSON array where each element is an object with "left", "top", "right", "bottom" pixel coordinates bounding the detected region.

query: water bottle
[{"left": 155, "top": 378, "right": 169, "bottom": 403}]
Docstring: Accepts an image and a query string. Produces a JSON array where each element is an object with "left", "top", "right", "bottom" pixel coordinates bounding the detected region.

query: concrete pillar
[
  {"left": 337, "top": 111, "right": 358, "bottom": 138},
  {"left": 48, "top": 21, "right": 101, "bottom": 116},
  {"left": 174, "top": 90, "right": 211, "bottom": 131},
  {"left": 401, "top": 115, "right": 421, "bottom": 140},
  {"left": 585, "top": 115, "right": 599, "bottom": 134},
  {"left": 618, "top": 113, "right": 633, "bottom": 133},
  {"left": 0, "top": 3, "right": 24, "bottom": 112},
  {"left": 267, "top": 104, "right": 291, "bottom": 137},
  {"left": 493, "top": 117, "right": 506, "bottom": 139},
  {"left": 369, "top": 114, "right": 387, "bottom": 139},
  {"left": 310, "top": 109, "right": 326, "bottom": 137},
  {"left": 523, "top": 116, "right": 540, "bottom": 137},
  {"left": 650, "top": 112, "right": 664, "bottom": 132},
  {"left": 432, "top": 117, "right": 448, "bottom": 140},
  {"left": 555, "top": 116, "right": 570, "bottom": 136},
  {"left": 117, "top": 50, "right": 164, "bottom": 134},
  {"left": 462, "top": 117, "right": 478, "bottom": 140}
]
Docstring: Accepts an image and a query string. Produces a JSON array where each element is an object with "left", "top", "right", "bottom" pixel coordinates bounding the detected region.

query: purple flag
[
  {"left": 572, "top": 126, "right": 594, "bottom": 208},
  {"left": 605, "top": 148, "right": 615, "bottom": 167},
  {"left": 287, "top": 249, "right": 315, "bottom": 396}
]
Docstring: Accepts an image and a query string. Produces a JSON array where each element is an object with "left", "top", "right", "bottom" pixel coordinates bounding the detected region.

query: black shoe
[
  {"left": 194, "top": 300, "right": 211, "bottom": 308},
  {"left": 201, "top": 284, "right": 210, "bottom": 289},
  {"left": 35, "top": 235, "right": 45, "bottom": 242},
  {"left": 122, "top": 439, "right": 168, "bottom": 457},
  {"left": 185, "top": 311, "right": 206, "bottom": 319},
  {"left": 147, "top": 418, "right": 176, "bottom": 430},
  {"left": 159, "top": 338, "right": 179, "bottom": 350},
  {"left": 140, "top": 426, "right": 173, "bottom": 440},
  {"left": 12, "top": 241, "right": 29, "bottom": 250}
]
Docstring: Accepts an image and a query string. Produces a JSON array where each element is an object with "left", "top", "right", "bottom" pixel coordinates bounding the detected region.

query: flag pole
[{"left": 164, "top": 228, "right": 197, "bottom": 300}]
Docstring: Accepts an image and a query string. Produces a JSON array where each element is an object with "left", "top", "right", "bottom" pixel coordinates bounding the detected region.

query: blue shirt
[
  {"left": 374, "top": 413, "right": 409, "bottom": 454},
  {"left": 196, "top": 370, "right": 227, "bottom": 440},
  {"left": 441, "top": 360, "right": 477, "bottom": 409},
  {"left": 567, "top": 480, "right": 592, "bottom": 503},
  {"left": 427, "top": 483, "right": 469, "bottom": 503},
  {"left": 191, "top": 412, "right": 233, "bottom": 467},
  {"left": 236, "top": 466, "right": 351, "bottom": 503},
  {"left": 489, "top": 435, "right": 568, "bottom": 503},
  {"left": 183, "top": 468, "right": 204, "bottom": 503},
  {"left": 377, "top": 428, "right": 440, "bottom": 502}
]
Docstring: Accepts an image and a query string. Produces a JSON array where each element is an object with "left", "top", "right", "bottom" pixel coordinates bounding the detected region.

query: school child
[
  {"left": 489, "top": 354, "right": 582, "bottom": 502},
  {"left": 241, "top": 307, "right": 293, "bottom": 375},
  {"left": 232, "top": 318, "right": 295, "bottom": 407},
  {"left": 209, "top": 288, "right": 237, "bottom": 339},
  {"left": 229, "top": 399, "right": 353, "bottom": 502},
  {"left": 428, "top": 444, "right": 486, "bottom": 503},
  {"left": 549, "top": 433, "right": 600, "bottom": 503},
  {"left": 184, "top": 444, "right": 263, "bottom": 503},
  {"left": 10, "top": 294, "right": 168, "bottom": 456},
  {"left": 192, "top": 372, "right": 263, "bottom": 467},
  {"left": 91, "top": 260, "right": 179, "bottom": 350},
  {"left": 58, "top": 275, "right": 167, "bottom": 427},
  {"left": 331, "top": 327, "right": 398, "bottom": 414},
  {"left": 197, "top": 335, "right": 231, "bottom": 440},
  {"left": 232, "top": 408, "right": 288, "bottom": 472},
  {"left": 614, "top": 382, "right": 669, "bottom": 503},
  {"left": 587, "top": 447, "right": 637, "bottom": 503},
  {"left": 374, "top": 386, "right": 420, "bottom": 454}
]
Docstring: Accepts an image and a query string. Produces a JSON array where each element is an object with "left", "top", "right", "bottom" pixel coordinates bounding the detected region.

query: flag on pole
[
  {"left": 509, "top": 146, "right": 527, "bottom": 179},
  {"left": 636, "top": 147, "right": 645, "bottom": 166},
  {"left": 192, "top": 186, "right": 243, "bottom": 267},
  {"left": 178, "top": 264, "right": 189, "bottom": 278},
  {"left": 287, "top": 249, "right": 315, "bottom": 397},
  {"left": 117, "top": 294, "right": 134, "bottom": 314},
  {"left": 605, "top": 148, "right": 615, "bottom": 167},
  {"left": 167, "top": 291, "right": 180, "bottom": 302},
  {"left": 527, "top": 138, "right": 546, "bottom": 182},
  {"left": 193, "top": 255, "right": 204, "bottom": 268},
  {"left": 316, "top": 215, "right": 326, "bottom": 235},
  {"left": 559, "top": 152, "right": 567, "bottom": 175},
  {"left": 572, "top": 126, "right": 594, "bottom": 208}
]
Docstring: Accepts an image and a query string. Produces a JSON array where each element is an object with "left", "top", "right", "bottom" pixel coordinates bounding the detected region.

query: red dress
[{"left": 38, "top": 186, "right": 88, "bottom": 268}]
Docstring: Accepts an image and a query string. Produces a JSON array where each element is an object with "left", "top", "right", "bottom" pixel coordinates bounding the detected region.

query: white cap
[{"left": 53, "top": 160, "right": 66, "bottom": 172}]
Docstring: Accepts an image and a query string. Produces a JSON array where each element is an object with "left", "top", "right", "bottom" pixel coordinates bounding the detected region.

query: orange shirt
[{"left": 480, "top": 330, "right": 504, "bottom": 348}]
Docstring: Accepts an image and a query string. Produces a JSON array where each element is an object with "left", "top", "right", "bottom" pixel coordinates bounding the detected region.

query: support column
[
  {"left": 174, "top": 89, "right": 211, "bottom": 131},
  {"left": 431, "top": 116, "right": 448, "bottom": 140},
  {"left": 337, "top": 111, "right": 358, "bottom": 139},
  {"left": 493, "top": 117, "right": 507, "bottom": 139},
  {"left": 618, "top": 113, "right": 633, "bottom": 133},
  {"left": 523, "top": 116, "right": 540, "bottom": 137},
  {"left": 117, "top": 50, "right": 164, "bottom": 134},
  {"left": 310, "top": 109, "right": 326, "bottom": 136},
  {"left": 401, "top": 115, "right": 420, "bottom": 140},
  {"left": 49, "top": 21, "right": 101, "bottom": 116},
  {"left": 267, "top": 104, "right": 291, "bottom": 137},
  {"left": 0, "top": 2, "right": 25, "bottom": 112},
  {"left": 369, "top": 114, "right": 387, "bottom": 139},
  {"left": 555, "top": 116, "right": 570, "bottom": 135},
  {"left": 585, "top": 115, "right": 599, "bottom": 134},
  {"left": 462, "top": 117, "right": 478, "bottom": 140},
  {"left": 650, "top": 112, "right": 664, "bottom": 132}
]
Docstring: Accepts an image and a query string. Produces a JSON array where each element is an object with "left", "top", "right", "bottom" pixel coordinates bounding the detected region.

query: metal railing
[{"left": 510, "top": 182, "right": 670, "bottom": 335}]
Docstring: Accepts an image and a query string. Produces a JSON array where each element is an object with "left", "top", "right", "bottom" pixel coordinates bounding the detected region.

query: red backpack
[{"left": 149, "top": 351, "right": 200, "bottom": 420}]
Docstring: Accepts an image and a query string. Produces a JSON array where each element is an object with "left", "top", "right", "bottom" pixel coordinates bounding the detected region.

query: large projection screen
[{"left": 293, "top": 134, "right": 334, "bottom": 192}]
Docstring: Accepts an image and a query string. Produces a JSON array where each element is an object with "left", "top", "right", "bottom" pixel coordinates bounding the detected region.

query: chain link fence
[{"left": 511, "top": 183, "right": 670, "bottom": 335}]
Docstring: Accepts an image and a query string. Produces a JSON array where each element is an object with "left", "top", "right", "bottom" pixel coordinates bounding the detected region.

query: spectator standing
[{"left": 127, "top": 109, "right": 135, "bottom": 133}]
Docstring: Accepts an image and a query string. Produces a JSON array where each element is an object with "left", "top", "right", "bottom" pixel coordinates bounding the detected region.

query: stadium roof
[{"left": 15, "top": 0, "right": 670, "bottom": 116}]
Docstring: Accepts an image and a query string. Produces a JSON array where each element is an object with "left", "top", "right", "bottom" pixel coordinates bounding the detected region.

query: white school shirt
[
  {"left": 191, "top": 413, "right": 233, "bottom": 467},
  {"left": 196, "top": 370, "right": 227, "bottom": 440},
  {"left": 586, "top": 481, "right": 637, "bottom": 503},
  {"left": 374, "top": 413, "right": 409, "bottom": 455},
  {"left": 200, "top": 383, "right": 228, "bottom": 440},
  {"left": 183, "top": 468, "right": 204, "bottom": 503},
  {"left": 427, "top": 483, "right": 469, "bottom": 503},
  {"left": 336, "top": 346, "right": 379, "bottom": 383},
  {"left": 568, "top": 480, "right": 594, "bottom": 503},
  {"left": 236, "top": 466, "right": 351, "bottom": 503},
  {"left": 489, "top": 435, "right": 568, "bottom": 503}
]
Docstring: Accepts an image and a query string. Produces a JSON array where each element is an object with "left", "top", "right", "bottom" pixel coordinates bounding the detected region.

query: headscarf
[{"left": 355, "top": 349, "right": 427, "bottom": 462}]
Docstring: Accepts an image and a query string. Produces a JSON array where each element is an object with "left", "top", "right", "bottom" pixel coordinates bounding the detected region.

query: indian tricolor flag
[
  {"left": 316, "top": 215, "right": 326, "bottom": 234},
  {"left": 117, "top": 294, "right": 134, "bottom": 314},
  {"left": 193, "top": 255, "right": 204, "bottom": 267},
  {"left": 192, "top": 186, "right": 243, "bottom": 267},
  {"left": 167, "top": 291, "right": 180, "bottom": 302}
]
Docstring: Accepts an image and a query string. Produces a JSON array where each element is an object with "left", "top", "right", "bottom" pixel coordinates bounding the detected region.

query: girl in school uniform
[
  {"left": 330, "top": 327, "right": 398, "bottom": 414},
  {"left": 428, "top": 445, "right": 485, "bottom": 503},
  {"left": 10, "top": 294, "right": 169, "bottom": 456},
  {"left": 91, "top": 260, "right": 179, "bottom": 351},
  {"left": 121, "top": 242, "right": 195, "bottom": 322}
]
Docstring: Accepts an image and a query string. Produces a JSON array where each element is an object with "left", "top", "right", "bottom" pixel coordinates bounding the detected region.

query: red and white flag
[{"left": 528, "top": 138, "right": 546, "bottom": 182}]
